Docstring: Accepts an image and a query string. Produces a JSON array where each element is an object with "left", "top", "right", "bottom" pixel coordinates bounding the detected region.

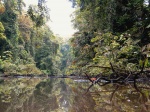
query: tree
[
  {"left": 69, "top": 0, "right": 150, "bottom": 75},
  {"left": 0, "top": 0, "right": 63, "bottom": 75},
  {"left": 27, "top": 0, "right": 50, "bottom": 27},
  {"left": 0, "top": 22, "right": 7, "bottom": 54},
  {"left": 2, "top": 0, "right": 25, "bottom": 13}
]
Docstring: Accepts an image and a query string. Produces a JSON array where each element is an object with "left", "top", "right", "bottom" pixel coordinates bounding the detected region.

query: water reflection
[
  {"left": 87, "top": 82, "right": 150, "bottom": 112},
  {"left": 0, "top": 77, "right": 149, "bottom": 112}
]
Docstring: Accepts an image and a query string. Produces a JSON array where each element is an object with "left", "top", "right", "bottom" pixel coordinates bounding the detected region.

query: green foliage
[
  {"left": 60, "top": 44, "right": 74, "bottom": 74},
  {"left": 2, "top": 51, "right": 13, "bottom": 61},
  {"left": 2, "top": 0, "right": 25, "bottom": 13},
  {"left": 33, "top": 26, "right": 61, "bottom": 75},
  {"left": 0, "top": 57, "right": 4, "bottom": 73},
  {"left": 0, "top": 22, "right": 5, "bottom": 32},
  {"left": 17, "top": 64, "right": 42, "bottom": 75},
  {"left": 68, "top": 0, "right": 150, "bottom": 75},
  {"left": 0, "top": 1, "right": 63, "bottom": 75},
  {"left": 0, "top": 9, "right": 19, "bottom": 49},
  {"left": 27, "top": 4, "right": 50, "bottom": 27},
  {"left": 0, "top": 22, "right": 7, "bottom": 53},
  {"left": 91, "top": 32, "right": 141, "bottom": 71}
]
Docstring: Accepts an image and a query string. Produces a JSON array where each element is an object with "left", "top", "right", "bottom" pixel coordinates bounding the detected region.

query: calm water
[{"left": 0, "top": 77, "right": 150, "bottom": 112}]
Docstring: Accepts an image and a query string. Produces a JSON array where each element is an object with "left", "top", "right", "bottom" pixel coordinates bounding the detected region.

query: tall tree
[
  {"left": 28, "top": 0, "right": 50, "bottom": 27},
  {"left": 69, "top": 0, "right": 150, "bottom": 74}
]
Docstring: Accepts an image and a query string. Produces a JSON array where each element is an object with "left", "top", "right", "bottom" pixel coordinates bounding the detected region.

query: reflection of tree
[
  {"left": 65, "top": 78, "right": 97, "bottom": 112},
  {"left": 0, "top": 77, "right": 149, "bottom": 112},
  {"left": 83, "top": 63, "right": 150, "bottom": 111},
  {"left": 0, "top": 78, "right": 60, "bottom": 112},
  {"left": 27, "top": 78, "right": 59, "bottom": 112},
  {"left": 0, "top": 78, "right": 96, "bottom": 112},
  {"left": 86, "top": 82, "right": 150, "bottom": 112},
  {"left": 0, "top": 78, "right": 41, "bottom": 112}
]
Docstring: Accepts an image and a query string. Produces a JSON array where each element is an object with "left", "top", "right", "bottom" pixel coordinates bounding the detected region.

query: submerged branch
[{"left": 84, "top": 62, "right": 150, "bottom": 96}]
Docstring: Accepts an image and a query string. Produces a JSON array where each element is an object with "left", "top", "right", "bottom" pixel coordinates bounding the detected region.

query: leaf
[
  {"left": 146, "top": 24, "right": 150, "bottom": 28},
  {"left": 139, "top": 59, "right": 143, "bottom": 67},
  {"left": 144, "top": 58, "right": 149, "bottom": 67},
  {"left": 91, "top": 36, "right": 101, "bottom": 42}
]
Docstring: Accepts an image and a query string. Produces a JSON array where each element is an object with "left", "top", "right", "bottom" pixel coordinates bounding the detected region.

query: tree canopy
[
  {"left": 67, "top": 0, "right": 150, "bottom": 75},
  {"left": 0, "top": 0, "right": 63, "bottom": 75}
]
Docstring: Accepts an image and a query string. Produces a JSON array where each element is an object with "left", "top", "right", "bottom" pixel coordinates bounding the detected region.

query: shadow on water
[{"left": 0, "top": 77, "right": 149, "bottom": 112}]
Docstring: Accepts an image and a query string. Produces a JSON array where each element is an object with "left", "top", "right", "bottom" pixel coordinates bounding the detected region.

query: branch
[
  {"left": 110, "top": 85, "right": 119, "bottom": 101},
  {"left": 110, "top": 62, "right": 115, "bottom": 72},
  {"left": 84, "top": 83, "right": 94, "bottom": 95},
  {"left": 84, "top": 72, "right": 93, "bottom": 83},
  {"left": 110, "top": 62, "right": 118, "bottom": 76}
]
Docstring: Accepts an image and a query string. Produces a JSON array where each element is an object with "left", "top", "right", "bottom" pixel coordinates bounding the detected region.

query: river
[{"left": 0, "top": 77, "right": 150, "bottom": 112}]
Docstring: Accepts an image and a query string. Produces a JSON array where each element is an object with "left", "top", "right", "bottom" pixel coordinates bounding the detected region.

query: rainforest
[{"left": 0, "top": 0, "right": 150, "bottom": 112}]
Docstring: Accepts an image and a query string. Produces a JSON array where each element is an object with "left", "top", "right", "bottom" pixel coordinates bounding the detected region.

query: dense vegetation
[
  {"left": 0, "top": 1, "right": 150, "bottom": 112},
  {"left": 0, "top": 0, "right": 150, "bottom": 77},
  {"left": 0, "top": 0, "right": 64, "bottom": 75},
  {"left": 66, "top": 0, "right": 150, "bottom": 76}
]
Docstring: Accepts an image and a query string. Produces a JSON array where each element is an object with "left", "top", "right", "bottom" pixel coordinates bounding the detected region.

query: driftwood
[{"left": 84, "top": 62, "right": 150, "bottom": 94}]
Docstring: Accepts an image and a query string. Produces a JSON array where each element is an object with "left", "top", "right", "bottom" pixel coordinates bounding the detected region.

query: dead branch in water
[{"left": 84, "top": 62, "right": 150, "bottom": 95}]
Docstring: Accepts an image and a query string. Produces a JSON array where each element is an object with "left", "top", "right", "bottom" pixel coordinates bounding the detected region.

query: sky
[{"left": 24, "top": 0, "right": 76, "bottom": 39}]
